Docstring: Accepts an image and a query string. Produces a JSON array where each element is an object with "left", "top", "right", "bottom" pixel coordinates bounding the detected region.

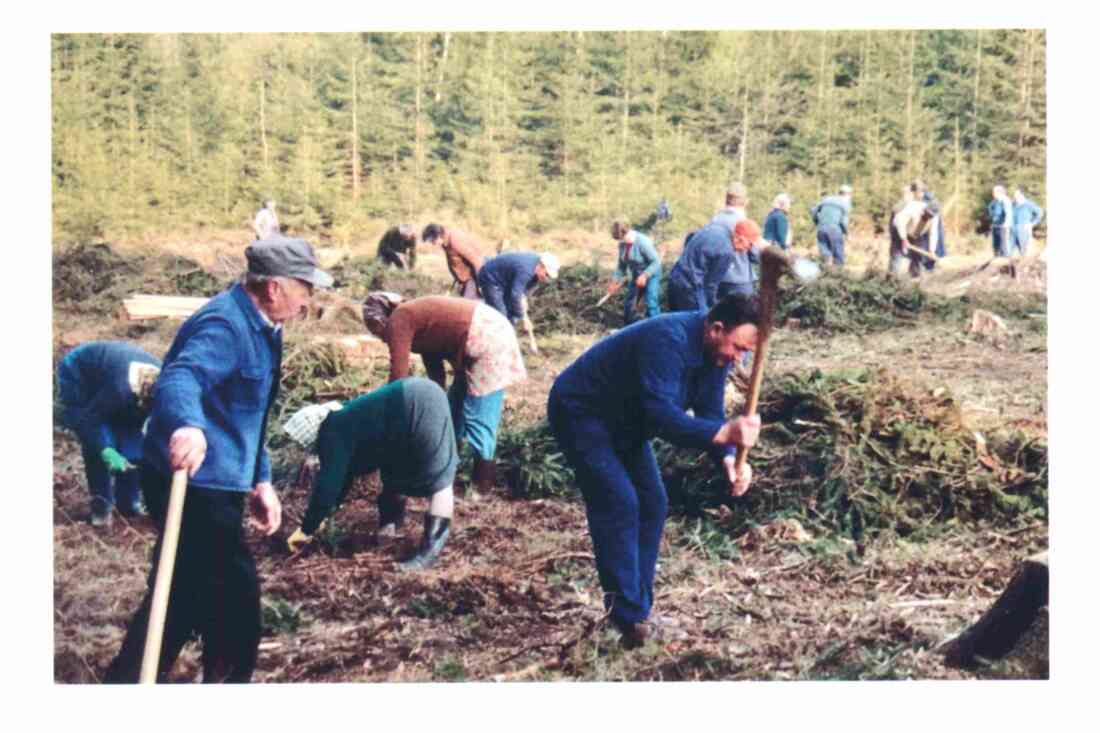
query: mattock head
[
  {"left": 759, "top": 245, "right": 821, "bottom": 287},
  {"left": 758, "top": 245, "right": 793, "bottom": 289}
]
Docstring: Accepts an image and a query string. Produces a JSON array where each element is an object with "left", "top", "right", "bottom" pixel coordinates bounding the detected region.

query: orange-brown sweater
[
  {"left": 384, "top": 295, "right": 476, "bottom": 388},
  {"left": 441, "top": 229, "right": 484, "bottom": 286}
]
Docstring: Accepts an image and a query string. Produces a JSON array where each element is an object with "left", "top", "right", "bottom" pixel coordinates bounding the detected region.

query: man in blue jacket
[
  {"left": 711, "top": 182, "right": 761, "bottom": 298},
  {"left": 105, "top": 237, "right": 332, "bottom": 684},
  {"left": 763, "top": 193, "right": 793, "bottom": 251},
  {"left": 668, "top": 219, "right": 761, "bottom": 311},
  {"left": 477, "top": 250, "right": 559, "bottom": 351},
  {"left": 57, "top": 341, "right": 162, "bottom": 526},
  {"left": 811, "top": 184, "right": 853, "bottom": 267},
  {"left": 987, "top": 185, "right": 1013, "bottom": 258},
  {"left": 606, "top": 220, "right": 662, "bottom": 325},
  {"left": 1010, "top": 188, "right": 1044, "bottom": 257},
  {"left": 548, "top": 294, "right": 762, "bottom": 648}
]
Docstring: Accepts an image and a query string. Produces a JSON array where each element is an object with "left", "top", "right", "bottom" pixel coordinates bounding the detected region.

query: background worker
[
  {"left": 913, "top": 180, "right": 946, "bottom": 272},
  {"left": 56, "top": 341, "right": 161, "bottom": 526},
  {"left": 252, "top": 199, "right": 280, "bottom": 240},
  {"left": 667, "top": 219, "right": 761, "bottom": 312},
  {"left": 476, "top": 250, "right": 560, "bottom": 353},
  {"left": 548, "top": 294, "right": 762, "bottom": 648},
  {"left": 606, "top": 218, "right": 662, "bottom": 325},
  {"left": 666, "top": 223, "right": 735, "bottom": 312},
  {"left": 810, "top": 184, "right": 853, "bottom": 267},
  {"left": 763, "top": 193, "right": 793, "bottom": 251},
  {"left": 362, "top": 293, "right": 527, "bottom": 497},
  {"left": 890, "top": 182, "right": 935, "bottom": 279},
  {"left": 284, "top": 378, "right": 459, "bottom": 570},
  {"left": 988, "top": 185, "right": 1014, "bottom": 258},
  {"left": 1010, "top": 188, "right": 1044, "bottom": 257},
  {"left": 421, "top": 223, "right": 485, "bottom": 299},
  {"left": 711, "top": 181, "right": 760, "bottom": 297},
  {"left": 104, "top": 237, "right": 331, "bottom": 684},
  {"left": 376, "top": 224, "right": 419, "bottom": 269}
]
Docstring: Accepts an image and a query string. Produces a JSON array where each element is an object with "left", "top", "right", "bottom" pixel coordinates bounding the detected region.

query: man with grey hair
[
  {"left": 105, "top": 236, "right": 332, "bottom": 684},
  {"left": 252, "top": 199, "right": 280, "bottom": 240},
  {"left": 763, "top": 193, "right": 793, "bottom": 251},
  {"left": 811, "top": 184, "right": 853, "bottom": 267}
]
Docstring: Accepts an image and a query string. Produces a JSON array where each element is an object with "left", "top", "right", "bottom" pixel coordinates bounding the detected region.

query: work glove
[
  {"left": 286, "top": 527, "right": 314, "bottom": 554},
  {"left": 101, "top": 447, "right": 135, "bottom": 474}
]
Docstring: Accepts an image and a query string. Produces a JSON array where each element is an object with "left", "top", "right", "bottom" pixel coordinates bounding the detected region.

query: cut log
[
  {"left": 122, "top": 294, "right": 210, "bottom": 321},
  {"left": 941, "top": 551, "right": 1048, "bottom": 668},
  {"left": 310, "top": 334, "right": 388, "bottom": 362}
]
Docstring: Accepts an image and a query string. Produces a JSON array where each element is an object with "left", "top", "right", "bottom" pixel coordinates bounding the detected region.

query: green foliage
[
  {"left": 495, "top": 421, "right": 576, "bottom": 500},
  {"left": 433, "top": 655, "right": 468, "bottom": 682},
  {"left": 664, "top": 368, "right": 1047, "bottom": 541},
  {"left": 534, "top": 264, "right": 623, "bottom": 335},
  {"left": 406, "top": 596, "right": 451, "bottom": 620},
  {"left": 776, "top": 269, "right": 959, "bottom": 335},
  {"left": 261, "top": 597, "right": 307, "bottom": 635},
  {"left": 51, "top": 31, "right": 1046, "bottom": 242}
]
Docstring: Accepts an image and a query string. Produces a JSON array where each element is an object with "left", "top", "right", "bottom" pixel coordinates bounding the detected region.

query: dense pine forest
[{"left": 50, "top": 30, "right": 1046, "bottom": 244}]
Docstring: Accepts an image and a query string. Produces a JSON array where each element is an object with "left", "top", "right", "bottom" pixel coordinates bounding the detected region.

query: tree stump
[{"left": 941, "top": 551, "right": 1048, "bottom": 668}]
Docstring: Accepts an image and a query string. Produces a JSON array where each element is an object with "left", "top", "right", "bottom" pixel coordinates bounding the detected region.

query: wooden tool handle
[
  {"left": 734, "top": 326, "right": 771, "bottom": 473},
  {"left": 139, "top": 469, "right": 188, "bottom": 684}
]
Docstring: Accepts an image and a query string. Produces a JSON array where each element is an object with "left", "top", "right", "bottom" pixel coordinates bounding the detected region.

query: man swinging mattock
[{"left": 548, "top": 294, "right": 763, "bottom": 647}]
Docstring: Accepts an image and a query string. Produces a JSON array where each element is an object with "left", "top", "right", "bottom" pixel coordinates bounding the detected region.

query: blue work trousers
[
  {"left": 816, "top": 225, "right": 846, "bottom": 266},
  {"left": 79, "top": 438, "right": 142, "bottom": 514},
  {"left": 548, "top": 403, "right": 667, "bottom": 628},
  {"left": 992, "top": 226, "right": 1010, "bottom": 257},
  {"left": 1010, "top": 226, "right": 1032, "bottom": 257},
  {"left": 623, "top": 272, "right": 662, "bottom": 325},
  {"left": 448, "top": 375, "right": 505, "bottom": 460}
]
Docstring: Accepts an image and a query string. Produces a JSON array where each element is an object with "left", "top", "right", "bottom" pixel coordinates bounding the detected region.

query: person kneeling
[{"left": 283, "top": 377, "right": 458, "bottom": 570}]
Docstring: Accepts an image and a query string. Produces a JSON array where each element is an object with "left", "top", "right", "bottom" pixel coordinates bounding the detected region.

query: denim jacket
[{"left": 143, "top": 283, "right": 282, "bottom": 491}]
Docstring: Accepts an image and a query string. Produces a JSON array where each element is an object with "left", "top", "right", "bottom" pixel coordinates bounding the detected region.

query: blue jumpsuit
[
  {"left": 57, "top": 341, "right": 161, "bottom": 515},
  {"left": 548, "top": 312, "right": 735, "bottom": 630}
]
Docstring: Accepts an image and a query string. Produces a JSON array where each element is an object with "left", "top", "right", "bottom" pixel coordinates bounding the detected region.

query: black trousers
[{"left": 104, "top": 465, "right": 261, "bottom": 683}]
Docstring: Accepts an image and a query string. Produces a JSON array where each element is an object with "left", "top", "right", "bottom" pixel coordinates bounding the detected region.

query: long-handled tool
[
  {"left": 734, "top": 248, "right": 820, "bottom": 475},
  {"left": 139, "top": 468, "right": 188, "bottom": 683}
]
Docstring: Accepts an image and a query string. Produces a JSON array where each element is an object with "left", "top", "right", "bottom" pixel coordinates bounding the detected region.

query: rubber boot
[
  {"left": 474, "top": 457, "right": 498, "bottom": 497},
  {"left": 399, "top": 514, "right": 451, "bottom": 571}
]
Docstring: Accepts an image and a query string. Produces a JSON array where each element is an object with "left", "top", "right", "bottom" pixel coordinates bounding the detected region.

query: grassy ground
[{"left": 51, "top": 227, "right": 1048, "bottom": 682}]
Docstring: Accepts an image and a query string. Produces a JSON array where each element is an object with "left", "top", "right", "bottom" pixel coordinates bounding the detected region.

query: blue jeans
[
  {"left": 448, "top": 375, "right": 505, "bottom": 460},
  {"left": 548, "top": 403, "right": 667, "bottom": 628},
  {"left": 623, "top": 272, "right": 662, "bottom": 325},
  {"left": 816, "top": 225, "right": 845, "bottom": 265}
]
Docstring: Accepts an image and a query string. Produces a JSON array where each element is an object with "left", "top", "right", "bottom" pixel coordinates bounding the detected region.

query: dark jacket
[
  {"left": 667, "top": 224, "right": 735, "bottom": 311},
  {"left": 477, "top": 251, "right": 542, "bottom": 322},
  {"left": 57, "top": 341, "right": 161, "bottom": 458},
  {"left": 548, "top": 311, "right": 735, "bottom": 463}
]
